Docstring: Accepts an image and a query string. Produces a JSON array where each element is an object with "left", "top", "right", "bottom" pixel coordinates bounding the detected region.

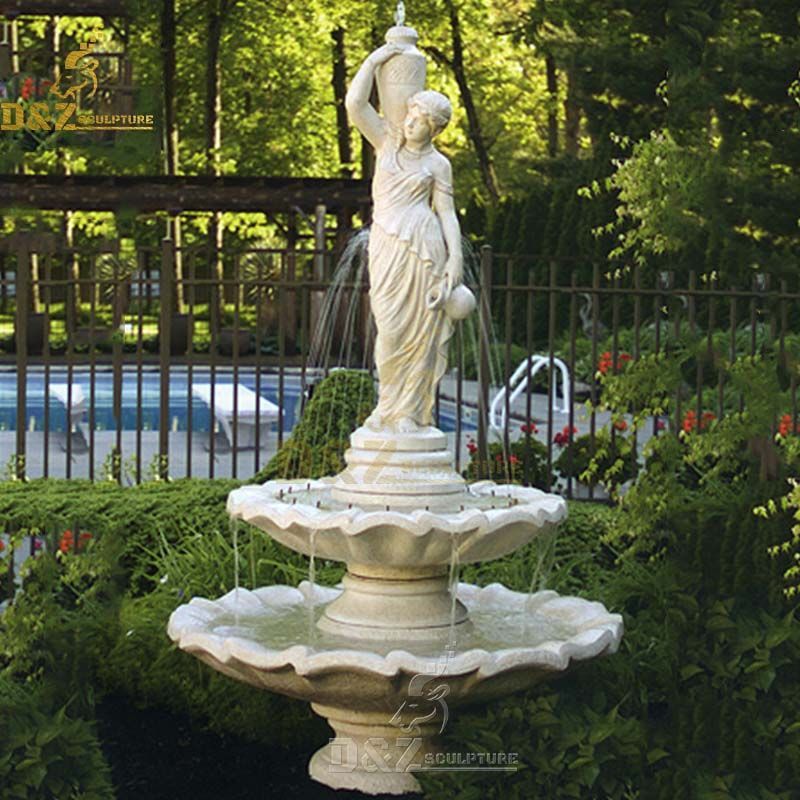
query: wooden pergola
[{"left": 0, "top": 174, "right": 371, "bottom": 215}]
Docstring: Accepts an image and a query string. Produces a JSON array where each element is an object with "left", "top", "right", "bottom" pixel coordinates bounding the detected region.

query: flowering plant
[
  {"left": 554, "top": 429, "right": 638, "bottom": 491},
  {"left": 59, "top": 529, "right": 93, "bottom": 554},
  {"left": 597, "top": 350, "right": 632, "bottom": 376},
  {"left": 464, "top": 437, "right": 550, "bottom": 487},
  {"left": 553, "top": 425, "right": 578, "bottom": 447},
  {"left": 777, "top": 414, "right": 800, "bottom": 438},
  {"left": 681, "top": 409, "right": 717, "bottom": 434}
]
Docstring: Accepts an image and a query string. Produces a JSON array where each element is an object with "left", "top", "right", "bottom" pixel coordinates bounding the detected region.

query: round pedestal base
[
  {"left": 331, "top": 425, "right": 467, "bottom": 509},
  {"left": 309, "top": 704, "right": 441, "bottom": 796},
  {"left": 318, "top": 570, "right": 470, "bottom": 642}
]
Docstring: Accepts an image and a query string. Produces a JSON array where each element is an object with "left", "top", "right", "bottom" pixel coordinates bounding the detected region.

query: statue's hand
[
  {"left": 444, "top": 257, "right": 463, "bottom": 289},
  {"left": 368, "top": 43, "right": 406, "bottom": 67}
]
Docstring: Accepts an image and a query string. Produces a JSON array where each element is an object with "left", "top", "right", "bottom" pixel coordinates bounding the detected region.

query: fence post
[
  {"left": 158, "top": 236, "right": 174, "bottom": 480},
  {"left": 14, "top": 234, "right": 30, "bottom": 481},
  {"left": 477, "top": 245, "right": 492, "bottom": 479}
]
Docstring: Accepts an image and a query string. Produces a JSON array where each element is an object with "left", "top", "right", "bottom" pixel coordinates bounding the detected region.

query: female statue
[{"left": 346, "top": 43, "right": 467, "bottom": 434}]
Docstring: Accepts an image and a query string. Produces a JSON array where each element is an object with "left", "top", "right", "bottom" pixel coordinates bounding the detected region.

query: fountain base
[
  {"left": 309, "top": 703, "right": 440, "bottom": 795},
  {"left": 318, "top": 567, "right": 470, "bottom": 641}
]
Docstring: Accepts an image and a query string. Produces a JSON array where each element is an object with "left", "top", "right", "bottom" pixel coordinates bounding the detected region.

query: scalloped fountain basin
[
  {"left": 227, "top": 479, "right": 567, "bottom": 569},
  {"left": 169, "top": 582, "right": 622, "bottom": 668},
  {"left": 168, "top": 581, "right": 622, "bottom": 795}
]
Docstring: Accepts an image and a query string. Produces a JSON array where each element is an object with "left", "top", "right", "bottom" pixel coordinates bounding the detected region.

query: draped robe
[{"left": 368, "top": 141, "right": 455, "bottom": 427}]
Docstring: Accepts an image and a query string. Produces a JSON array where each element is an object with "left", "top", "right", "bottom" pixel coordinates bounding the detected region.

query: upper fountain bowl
[{"left": 227, "top": 479, "right": 566, "bottom": 572}]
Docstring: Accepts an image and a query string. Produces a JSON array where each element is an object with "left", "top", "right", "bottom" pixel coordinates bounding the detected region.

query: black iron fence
[{"left": 0, "top": 232, "right": 798, "bottom": 498}]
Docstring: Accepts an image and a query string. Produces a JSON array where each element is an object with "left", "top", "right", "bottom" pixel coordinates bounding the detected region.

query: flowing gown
[{"left": 368, "top": 140, "right": 455, "bottom": 427}]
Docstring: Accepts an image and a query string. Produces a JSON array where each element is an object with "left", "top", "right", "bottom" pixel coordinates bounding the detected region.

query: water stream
[
  {"left": 447, "top": 533, "right": 460, "bottom": 650},
  {"left": 230, "top": 518, "right": 241, "bottom": 624},
  {"left": 307, "top": 530, "right": 317, "bottom": 643}
]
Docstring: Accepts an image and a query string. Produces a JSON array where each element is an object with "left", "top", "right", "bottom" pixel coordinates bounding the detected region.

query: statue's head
[{"left": 404, "top": 90, "right": 452, "bottom": 145}]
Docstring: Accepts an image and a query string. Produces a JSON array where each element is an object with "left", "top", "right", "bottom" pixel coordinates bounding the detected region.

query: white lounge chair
[
  {"left": 192, "top": 383, "right": 280, "bottom": 449},
  {"left": 50, "top": 383, "right": 89, "bottom": 451},
  {"left": 489, "top": 356, "right": 571, "bottom": 433}
]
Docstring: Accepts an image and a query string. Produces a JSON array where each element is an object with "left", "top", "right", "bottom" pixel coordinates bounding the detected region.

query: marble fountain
[{"left": 168, "top": 6, "right": 622, "bottom": 795}]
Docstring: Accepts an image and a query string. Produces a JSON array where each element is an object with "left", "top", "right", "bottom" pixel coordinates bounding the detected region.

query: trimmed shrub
[{"left": 251, "top": 369, "right": 375, "bottom": 482}]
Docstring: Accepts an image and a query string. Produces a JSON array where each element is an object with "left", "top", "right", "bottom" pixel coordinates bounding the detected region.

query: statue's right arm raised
[{"left": 345, "top": 43, "right": 405, "bottom": 150}]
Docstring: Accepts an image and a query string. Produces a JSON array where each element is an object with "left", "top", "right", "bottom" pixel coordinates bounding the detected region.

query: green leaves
[{"left": 0, "top": 677, "right": 113, "bottom": 800}]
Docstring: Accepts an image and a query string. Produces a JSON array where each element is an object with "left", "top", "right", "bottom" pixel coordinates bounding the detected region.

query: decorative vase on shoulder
[{"left": 376, "top": 24, "right": 426, "bottom": 135}]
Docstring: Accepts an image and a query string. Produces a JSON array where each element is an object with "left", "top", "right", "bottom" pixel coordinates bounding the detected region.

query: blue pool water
[{"left": 0, "top": 367, "right": 475, "bottom": 435}]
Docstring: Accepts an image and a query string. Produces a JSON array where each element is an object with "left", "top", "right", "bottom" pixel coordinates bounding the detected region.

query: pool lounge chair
[
  {"left": 49, "top": 383, "right": 89, "bottom": 452},
  {"left": 191, "top": 383, "right": 280, "bottom": 450}
]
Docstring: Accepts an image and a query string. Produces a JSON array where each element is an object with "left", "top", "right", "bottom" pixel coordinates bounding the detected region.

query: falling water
[
  {"left": 447, "top": 533, "right": 461, "bottom": 650},
  {"left": 524, "top": 525, "right": 559, "bottom": 628},
  {"left": 307, "top": 530, "right": 317, "bottom": 643},
  {"left": 300, "top": 229, "right": 515, "bottom": 484},
  {"left": 306, "top": 227, "right": 371, "bottom": 376},
  {"left": 248, "top": 526, "right": 257, "bottom": 590},
  {"left": 230, "top": 518, "right": 241, "bottom": 624}
]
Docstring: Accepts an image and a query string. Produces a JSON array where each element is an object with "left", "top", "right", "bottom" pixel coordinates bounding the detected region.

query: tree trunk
[
  {"left": 205, "top": 0, "right": 225, "bottom": 329},
  {"left": 431, "top": 0, "right": 500, "bottom": 203},
  {"left": 546, "top": 54, "right": 558, "bottom": 158},
  {"left": 564, "top": 65, "right": 580, "bottom": 157},
  {"left": 161, "top": 0, "right": 184, "bottom": 311},
  {"left": 331, "top": 27, "right": 352, "bottom": 178}
]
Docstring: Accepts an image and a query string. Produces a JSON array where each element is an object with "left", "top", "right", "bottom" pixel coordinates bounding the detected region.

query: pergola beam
[
  {"left": 0, "top": 0, "right": 128, "bottom": 16},
  {"left": 0, "top": 175, "right": 371, "bottom": 214}
]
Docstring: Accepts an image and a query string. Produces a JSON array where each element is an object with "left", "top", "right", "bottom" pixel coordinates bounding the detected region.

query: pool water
[{"left": 0, "top": 367, "right": 475, "bottom": 435}]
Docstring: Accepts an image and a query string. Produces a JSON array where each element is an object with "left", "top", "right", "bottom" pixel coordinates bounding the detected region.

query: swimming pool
[{"left": 0, "top": 367, "right": 476, "bottom": 435}]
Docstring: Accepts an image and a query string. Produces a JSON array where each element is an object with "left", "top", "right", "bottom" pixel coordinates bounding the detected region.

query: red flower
[
  {"left": 20, "top": 76, "right": 35, "bottom": 101},
  {"left": 509, "top": 455, "right": 520, "bottom": 466},
  {"left": 466, "top": 442, "right": 478, "bottom": 455},
  {"left": 553, "top": 425, "right": 577, "bottom": 447},
  {"left": 520, "top": 422, "right": 538, "bottom": 435},
  {"left": 0, "top": 539, "right": 5, "bottom": 552},
  {"left": 33, "top": 539, "right": 43, "bottom": 551},
  {"left": 613, "top": 419, "right": 628, "bottom": 432},
  {"left": 777, "top": 414, "right": 800, "bottom": 437},
  {"left": 682, "top": 410, "right": 715, "bottom": 433},
  {"left": 59, "top": 529, "right": 92, "bottom": 554},
  {"left": 597, "top": 351, "right": 632, "bottom": 375},
  {"left": 656, "top": 418, "right": 666, "bottom": 431}
]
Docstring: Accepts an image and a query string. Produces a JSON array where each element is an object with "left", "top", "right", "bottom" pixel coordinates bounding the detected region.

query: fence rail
[{"left": 0, "top": 234, "right": 797, "bottom": 500}]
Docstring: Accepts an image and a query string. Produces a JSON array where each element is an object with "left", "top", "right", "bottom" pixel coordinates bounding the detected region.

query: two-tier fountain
[{"left": 168, "top": 6, "right": 622, "bottom": 795}]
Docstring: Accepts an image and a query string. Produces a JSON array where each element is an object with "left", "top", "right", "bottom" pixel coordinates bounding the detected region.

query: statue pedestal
[{"left": 331, "top": 426, "right": 466, "bottom": 510}]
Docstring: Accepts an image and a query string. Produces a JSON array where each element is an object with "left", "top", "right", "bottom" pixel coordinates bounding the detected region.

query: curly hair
[{"left": 407, "top": 90, "right": 452, "bottom": 136}]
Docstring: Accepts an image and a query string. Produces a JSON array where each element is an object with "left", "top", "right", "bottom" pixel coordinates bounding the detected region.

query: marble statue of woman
[{"left": 346, "top": 43, "right": 466, "bottom": 434}]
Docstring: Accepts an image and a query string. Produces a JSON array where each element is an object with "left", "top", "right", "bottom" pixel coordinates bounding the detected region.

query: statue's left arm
[{"left": 432, "top": 156, "right": 463, "bottom": 287}]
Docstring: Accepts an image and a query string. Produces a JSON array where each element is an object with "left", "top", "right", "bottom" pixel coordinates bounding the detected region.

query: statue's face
[{"left": 403, "top": 105, "right": 433, "bottom": 146}]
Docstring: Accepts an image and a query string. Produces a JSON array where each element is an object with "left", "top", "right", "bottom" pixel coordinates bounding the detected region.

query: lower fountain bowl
[{"left": 168, "top": 581, "right": 623, "bottom": 795}]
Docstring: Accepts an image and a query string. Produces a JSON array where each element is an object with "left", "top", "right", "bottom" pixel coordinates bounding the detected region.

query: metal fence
[{"left": 0, "top": 232, "right": 798, "bottom": 498}]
